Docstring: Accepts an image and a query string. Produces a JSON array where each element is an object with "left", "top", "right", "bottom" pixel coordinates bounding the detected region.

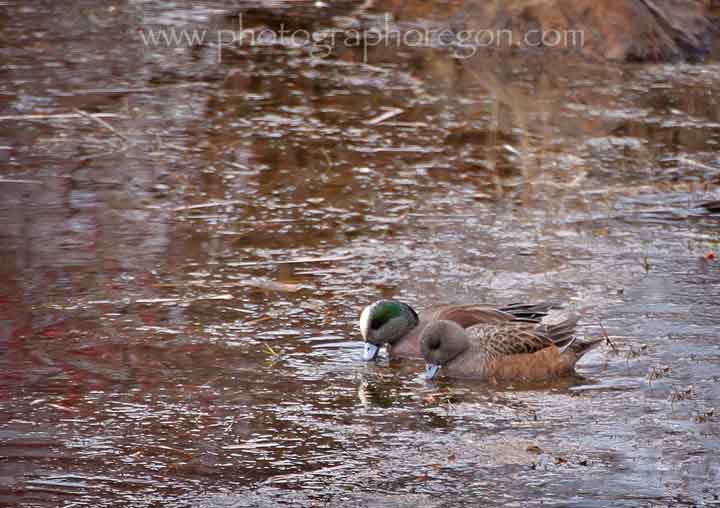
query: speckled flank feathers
[{"left": 421, "top": 316, "right": 602, "bottom": 381}]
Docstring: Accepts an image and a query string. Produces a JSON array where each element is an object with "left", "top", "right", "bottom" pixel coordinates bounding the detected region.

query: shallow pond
[{"left": 1, "top": 1, "right": 720, "bottom": 506}]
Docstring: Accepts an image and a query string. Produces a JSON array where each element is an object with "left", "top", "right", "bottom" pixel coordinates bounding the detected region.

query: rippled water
[{"left": 1, "top": 1, "right": 720, "bottom": 506}]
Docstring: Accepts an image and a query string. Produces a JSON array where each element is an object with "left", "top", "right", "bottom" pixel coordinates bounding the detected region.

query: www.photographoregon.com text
[{"left": 139, "top": 14, "right": 586, "bottom": 62}]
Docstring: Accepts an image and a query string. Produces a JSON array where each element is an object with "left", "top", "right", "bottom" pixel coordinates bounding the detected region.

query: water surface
[{"left": 1, "top": 1, "right": 720, "bottom": 506}]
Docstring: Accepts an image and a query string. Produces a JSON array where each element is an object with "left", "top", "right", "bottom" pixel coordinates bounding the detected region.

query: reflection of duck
[
  {"left": 359, "top": 300, "right": 553, "bottom": 361},
  {"left": 701, "top": 200, "right": 720, "bottom": 213},
  {"left": 421, "top": 317, "right": 603, "bottom": 382}
]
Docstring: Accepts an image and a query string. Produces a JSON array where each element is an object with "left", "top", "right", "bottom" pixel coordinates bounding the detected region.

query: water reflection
[{"left": 1, "top": 0, "right": 720, "bottom": 507}]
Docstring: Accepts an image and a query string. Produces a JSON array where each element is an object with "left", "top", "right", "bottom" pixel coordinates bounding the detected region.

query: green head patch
[
  {"left": 359, "top": 299, "right": 418, "bottom": 349},
  {"left": 370, "top": 300, "right": 403, "bottom": 331}
]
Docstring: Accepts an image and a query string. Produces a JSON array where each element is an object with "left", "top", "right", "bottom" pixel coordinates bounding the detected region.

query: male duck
[
  {"left": 359, "top": 299, "right": 554, "bottom": 361},
  {"left": 420, "top": 316, "right": 602, "bottom": 381}
]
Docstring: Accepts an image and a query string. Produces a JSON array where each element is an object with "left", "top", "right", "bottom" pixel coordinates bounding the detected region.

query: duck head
[
  {"left": 420, "top": 320, "right": 470, "bottom": 379},
  {"left": 359, "top": 300, "right": 419, "bottom": 360}
]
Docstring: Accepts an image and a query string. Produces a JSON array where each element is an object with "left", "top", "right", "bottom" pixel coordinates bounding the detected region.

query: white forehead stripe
[{"left": 359, "top": 304, "right": 372, "bottom": 340}]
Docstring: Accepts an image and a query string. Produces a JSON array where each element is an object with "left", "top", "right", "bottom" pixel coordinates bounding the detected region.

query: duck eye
[
  {"left": 429, "top": 337, "right": 441, "bottom": 350},
  {"left": 370, "top": 318, "right": 384, "bottom": 330}
]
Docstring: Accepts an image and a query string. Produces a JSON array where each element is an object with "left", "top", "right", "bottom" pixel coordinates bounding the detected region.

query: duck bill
[
  {"left": 363, "top": 342, "right": 380, "bottom": 361},
  {"left": 424, "top": 363, "right": 440, "bottom": 380}
]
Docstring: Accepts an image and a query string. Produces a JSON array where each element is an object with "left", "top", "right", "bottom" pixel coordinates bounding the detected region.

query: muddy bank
[{"left": 452, "top": 0, "right": 716, "bottom": 61}]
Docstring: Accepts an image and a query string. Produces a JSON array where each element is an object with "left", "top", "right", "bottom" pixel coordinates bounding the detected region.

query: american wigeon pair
[{"left": 359, "top": 300, "right": 602, "bottom": 382}]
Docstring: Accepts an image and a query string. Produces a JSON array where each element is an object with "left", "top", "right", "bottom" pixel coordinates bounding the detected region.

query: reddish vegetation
[{"left": 452, "top": 0, "right": 715, "bottom": 61}]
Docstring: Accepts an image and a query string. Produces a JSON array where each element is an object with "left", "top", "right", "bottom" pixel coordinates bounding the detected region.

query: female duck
[{"left": 420, "top": 317, "right": 602, "bottom": 381}]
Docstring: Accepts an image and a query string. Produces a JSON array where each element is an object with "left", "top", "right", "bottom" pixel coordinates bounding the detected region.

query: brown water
[{"left": 1, "top": 1, "right": 720, "bottom": 507}]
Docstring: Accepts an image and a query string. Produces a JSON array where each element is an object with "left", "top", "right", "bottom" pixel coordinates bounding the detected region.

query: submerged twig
[
  {"left": 73, "top": 108, "right": 130, "bottom": 143},
  {"left": 320, "top": 148, "right": 333, "bottom": 168},
  {"left": 366, "top": 107, "right": 404, "bottom": 125},
  {"left": 0, "top": 178, "right": 43, "bottom": 185},
  {"left": 597, "top": 320, "right": 618, "bottom": 353},
  {"left": 228, "top": 254, "right": 354, "bottom": 267},
  {"left": 171, "top": 200, "right": 244, "bottom": 212},
  {"left": 241, "top": 315, "right": 272, "bottom": 326},
  {"left": 0, "top": 113, "right": 127, "bottom": 121},
  {"left": 263, "top": 343, "right": 280, "bottom": 356}
]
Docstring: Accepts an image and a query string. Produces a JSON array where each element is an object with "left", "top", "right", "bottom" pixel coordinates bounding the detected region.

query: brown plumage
[{"left": 421, "top": 316, "right": 603, "bottom": 382}]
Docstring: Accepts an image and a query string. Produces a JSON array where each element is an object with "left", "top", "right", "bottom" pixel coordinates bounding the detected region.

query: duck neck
[{"left": 400, "top": 302, "right": 420, "bottom": 333}]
